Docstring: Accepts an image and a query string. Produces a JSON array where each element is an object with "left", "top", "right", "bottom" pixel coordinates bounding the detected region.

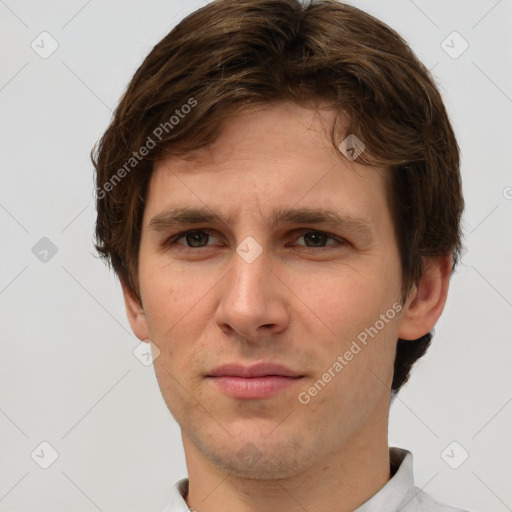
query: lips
[
  {"left": 206, "top": 363, "right": 304, "bottom": 399},
  {"left": 207, "top": 362, "right": 303, "bottom": 378}
]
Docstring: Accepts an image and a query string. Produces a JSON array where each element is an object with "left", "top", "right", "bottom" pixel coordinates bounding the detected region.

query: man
[{"left": 93, "top": 0, "right": 467, "bottom": 510}]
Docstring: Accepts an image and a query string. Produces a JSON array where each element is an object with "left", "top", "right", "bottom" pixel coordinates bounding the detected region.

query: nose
[{"left": 214, "top": 246, "right": 290, "bottom": 343}]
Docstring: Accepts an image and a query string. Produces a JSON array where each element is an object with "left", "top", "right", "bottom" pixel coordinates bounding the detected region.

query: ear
[
  {"left": 121, "top": 280, "right": 150, "bottom": 342},
  {"left": 397, "top": 254, "right": 452, "bottom": 341}
]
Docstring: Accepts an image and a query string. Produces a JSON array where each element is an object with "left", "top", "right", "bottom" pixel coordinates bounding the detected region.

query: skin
[{"left": 122, "top": 101, "right": 452, "bottom": 512}]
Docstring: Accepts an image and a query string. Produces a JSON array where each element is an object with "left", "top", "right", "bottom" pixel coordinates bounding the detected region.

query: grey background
[{"left": 1, "top": 0, "right": 511, "bottom": 510}]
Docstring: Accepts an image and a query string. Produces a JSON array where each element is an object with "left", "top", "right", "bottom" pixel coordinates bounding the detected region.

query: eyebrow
[{"left": 149, "top": 206, "right": 374, "bottom": 241}]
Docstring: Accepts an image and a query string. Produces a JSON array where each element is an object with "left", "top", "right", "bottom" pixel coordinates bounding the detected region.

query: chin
[{"left": 190, "top": 426, "right": 320, "bottom": 480}]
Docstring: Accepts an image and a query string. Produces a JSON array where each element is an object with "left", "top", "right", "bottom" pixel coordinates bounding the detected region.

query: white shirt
[{"left": 163, "top": 447, "right": 469, "bottom": 512}]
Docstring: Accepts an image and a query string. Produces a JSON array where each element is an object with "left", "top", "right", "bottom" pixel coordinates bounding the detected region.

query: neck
[{"left": 182, "top": 415, "right": 390, "bottom": 512}]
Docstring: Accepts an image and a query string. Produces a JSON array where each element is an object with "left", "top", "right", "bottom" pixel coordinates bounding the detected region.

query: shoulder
[
  {"left": 388, "top": 448, "right": 469, "bottom": 512},
  {"left": 414, "top": 487, "right": 471, "bottom": 512}
]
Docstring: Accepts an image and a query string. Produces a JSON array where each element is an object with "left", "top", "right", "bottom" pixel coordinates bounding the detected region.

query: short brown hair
[{"left": 92, "top": 0, "right": 464, "bottom": 393}]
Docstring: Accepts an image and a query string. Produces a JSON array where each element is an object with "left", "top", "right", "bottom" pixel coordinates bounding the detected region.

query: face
[{"left": 126, "top": 101, "right": 409, "bottom": 479}]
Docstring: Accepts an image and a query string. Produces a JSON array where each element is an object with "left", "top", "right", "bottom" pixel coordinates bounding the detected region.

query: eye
[
  {"left": 169, "top": 230, "right": 216, "bottom": 248},
  {"left": 164, "top": 229, "right": 347, "bottom": 252},
  {"left": 294, "top": 230, "right": 341, "bottom": 248}
]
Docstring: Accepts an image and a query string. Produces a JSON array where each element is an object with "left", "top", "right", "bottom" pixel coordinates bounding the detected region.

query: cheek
[
  {"left": 139, "top": 261, "right": 217, "bottom": 363},
  {"left": 140, "top": 252, "right": 198, "bottom": 316},
  {"left": 296, "top": 264, "right": 400, "bottom": 388},
  {"left": 139, "top": 264, "right": 183, "bottom": 341},
  {"left": 296, "top": 267, "right": 398, "bottom": 339}
]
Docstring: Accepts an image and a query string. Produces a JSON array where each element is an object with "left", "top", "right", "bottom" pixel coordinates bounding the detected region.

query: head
[{"left": 93, "top": 0, "right": 463, "bottom": 479}]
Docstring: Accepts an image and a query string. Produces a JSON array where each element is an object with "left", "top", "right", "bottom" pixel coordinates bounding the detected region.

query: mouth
[{"left": 206, "top": 362, "right": 305, "bottom": 399}]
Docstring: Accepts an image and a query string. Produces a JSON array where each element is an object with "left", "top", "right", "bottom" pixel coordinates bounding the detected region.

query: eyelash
[{"left": 164, "top": 229, "right": 348, "bottom": 252}]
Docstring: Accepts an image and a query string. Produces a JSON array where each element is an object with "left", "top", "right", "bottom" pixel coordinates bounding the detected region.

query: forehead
[
  {"left": 144, "top": 101, "right": 390, "bottom": 229},
  {"left": 165, "top": 101, "right": 341, "bottom": 168}
]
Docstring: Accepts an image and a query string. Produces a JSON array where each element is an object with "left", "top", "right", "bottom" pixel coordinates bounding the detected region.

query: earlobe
[
  {"left": 397, "top": 255, "right": 452, "bottom": 341},
  {"left": 121, "top": 280, "right": 150, "bottom": 341}
]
